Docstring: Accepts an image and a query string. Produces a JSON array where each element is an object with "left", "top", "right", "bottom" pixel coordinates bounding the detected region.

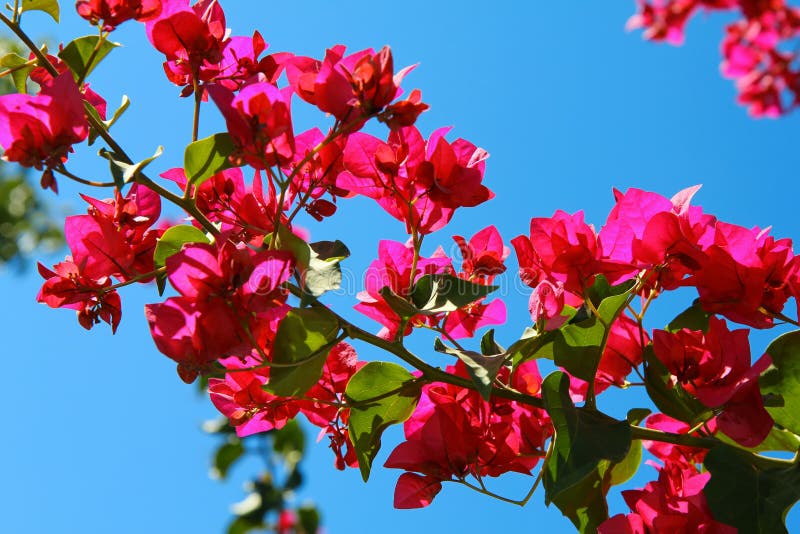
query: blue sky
[{"left": 2, "top": 1, "right": 800, "bottom": 532}]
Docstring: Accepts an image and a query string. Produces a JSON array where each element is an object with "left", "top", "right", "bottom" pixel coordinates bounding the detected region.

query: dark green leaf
[
  {"left": 410, "top": 273, "right": 497, "bottom": 314},
  {"left": 480, "top": 329, "right": 505, "bottom": 355},
  {"left": 667, "top": 299, "right": 712, "bottom": 332},
  {"left": 0, "top": 53, "right": 32, "bottom": 93},
  {"left": 548, "top": 467, "right": 611, "bottom": 533},
  {"left": 265, "top": 308, "right": 339, "bottom": 397},
  {"left": 704, "top": 445, "right": 800, "bottom": 533},
  {"left": 153, "top": 225, "right": 209, "bottom": 295},
  {"left": 542, "top": 371, "right": 631, "bottom": 531},
  {"left": 58, "top": 35, "right": 118, "bottom": 79},
  {"left": 211, "top": 439, "right": 244, "bottom": 480},
  {"left": 273, "top": 419, "right": 305, "bottom": 458},
  {"left": 20, "top": 0, "right": 59, "bottom": 22},
  {"left": 88, "top": 94, "right": 129, "bottom": 145},
  {"left": 760, "top": 330, "right": 800, "bottom": 436},
  {"left": 434, "top": 338, "right": 505, "bottom": 400},
  {"left": 346, "top": 361, "right": 420, "bottom": 482},
  {"left": 543, "top": 279, "right": 633, "bottom": 383},
  {"left": 608, "top": 440, "right": 641, "bottom": 487},
  {"left": 184, "top": 132, "right": 236, "bottom": 186},
  {"left": 626, "top": 408, "right": 651, "bottom": 425},
  {"left": 378, "top": 286, "right": 418, "bottom": 320},
  {"left": 99, "top": 146, "right": 163, "bottom": 188},
  {"left": 298, "top": 505, "right": 321, "bottom": 534}
]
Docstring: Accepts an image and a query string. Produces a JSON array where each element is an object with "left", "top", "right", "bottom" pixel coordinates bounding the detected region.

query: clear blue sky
[{"left": 3, "top": 2, "right": 800, "bottom": 533}]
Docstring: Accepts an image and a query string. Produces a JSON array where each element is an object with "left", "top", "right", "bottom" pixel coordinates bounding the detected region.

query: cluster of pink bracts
[
  {"left": 1, "top": 0, "right": 797, "bottom": 525},
  {"left": 629, "top": 0, "right": 800, "bottom": 117}
]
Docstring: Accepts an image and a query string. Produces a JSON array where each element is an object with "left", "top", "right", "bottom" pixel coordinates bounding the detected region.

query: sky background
[{"left": 2, "top": 1, "right": 800, "bottom": 532}]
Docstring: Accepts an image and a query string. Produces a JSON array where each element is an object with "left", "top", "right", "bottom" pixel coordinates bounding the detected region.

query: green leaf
[
  {"left": 184, "top": 132, "right": 236, "bottom": 186},
  {"left": 666, "top": 299, "right": 712, "bottom": 332},
  {"left": 265, "top": 308, "right": 339, "bottom": 397},
  {"left": 298, "top": 505, "right": 321, "bottom": 534},
  {"left": 0, "top": 53, "right": 32, "bottom": 93},
  {"left": 434, "top": 338, "right": 506, "bottom": 400},
  {"left": 608, "top": 440, "right": 641, "bottom": 487},
  {"left": 761, "top": 330, "right": 800, "bottom": 436},
  {"left": 20, "top": 0, "right": 59, "bottom": 22},
  {"left": 410, "top": 273, "right": 497, "bottom": 314},
  {"left": 704, "top": 445, "right": 800, "bottom": 533},
  {"left": 273, "top": 224, "right": 310, "bottom": 270},
  {"left": 153, "top": 225, "right": 210, "bottom": 295},
  {"left": 378, "top": 286, "right": 419, "bottom": 321},
  {"left": 88, "top": 95, "right": 130, "bottom": 145},
  {"left": 480, "top": 329, "right": 505, "bottom": 355},
  {"left": 302, "top": 240, "right": 350, "bottom": 302},
  {"left": 542, "top": 371, "right": 631, "bottom": 531},
  {"left": 58, "top": 35, "right": 118, "bottom": 80},
  {"left": 643, "top": 344, "right": 707, "bottom": 424},
  {"left": 346, "top": 361, "right": 421, "bottom": 482},
  {"left": 273, "top": 418, "right": 305, "bottom": 458},
  {"left": 211, "top": 439, "right": 244, "bottom": 480},
  {"left": 537, "top": 279, "right": 634, "bottom": 384},
  {"left": 548, "top": 467, "right": 612, "bottom": 533},
  {"left": 626, "top": 408, "right": 651, "bottom": 425},
  {"left": 99, "top": 146, "right": 163, "bottom": 188}
]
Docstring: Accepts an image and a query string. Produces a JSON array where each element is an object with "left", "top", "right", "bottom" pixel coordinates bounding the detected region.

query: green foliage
[
  {"left": 410, "top": 273, "right": 497, "bottom": 314},
  {"left": 666, "top": 299, "right": 712, "bottom": 332},
  {"left": 58, "top": 35, "right": 118, "bottom": 80},
  {"left": 184, "top": 132, "right": 237, "bottom": 186},
  {"left": 0, "top": 163, "right": 62, "bottom": 267},
  {"left": 87, "top": 95, "right": 130, "bottom": 145},
  {"left": 542, "top": 372, "right": 631, "bottom": 532},
  {"left": 99, "top": 146, "right": 163, "bottom": 188},
  {"left": 761, "top": 330, "right": 800, "bottom": 437},
  {"left": 205, "top": 419, "right": 321, "bottom": 534},
  {"left": 434, "top": 337, "right": 506, "bottom": 400},
  {"left": 19, "top": 0, "right": 60, "bottom": 22},
  {"left": 378, "top": 273, "right": 497, "bottom": 324},
  {"left": 704, "top": 445, "right": 800, "bottom": 533},
  {"left": 346, "top": 361, "right": 421, "bottom": 482},
  {"left": 0, "top": 52, "right": 33, "bottom": 93},
  {"left": 265, "top": 308, "right": 340, "bottom": 397}
]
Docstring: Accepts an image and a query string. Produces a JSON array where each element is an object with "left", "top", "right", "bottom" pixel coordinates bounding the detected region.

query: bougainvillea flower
[
  {"left": 598, "top": 186, "right": 716, "bottom": 288},
  {"left": 209, "top": 82, "right": 295, "bottom": 169},
  {"left": 355, "top": 240, "right": 451, "bottom": 338},
  {"left": 209, "top": 355, "right": 300, "bottom": 436},
  {"left": 339, "top": 126, "right": 491, "bottom": 234},
  {"left": 37, "top": 260, "right": 121, "bottom": 332},
  {"left": 282, "top": 127, "right": 348, "bottom": 206},
  {"left": 298, "top": 342, "right": 364, "bottom": 470},
  {"left": 692, "top": 221, "right": 797, "bottom": 328},
  {"left": 76, "top": 0, "right": 162, "bottom": 30},
  {"left": 0, "top": 72, "right": 88, "bottom": 174},
  {"left": 146, "top": 0, "right": 228, "bottom": 87},
  {"left": 452, "top": 225, "right": 508, "bottom": 280},
  {"left": 512, "top": 210, "right": 600, "bottom": 295},
  {"left": 599, "top": 460, "right": 736, "bottom": 534},
  {"left": 161, "top": 167, "right": 278, "bottom": 242},
  {"left": 146, "top": 242, "right": 293, "bottom": 382},
  {"left": 287, "top": 45, "right": 413, "bottom": 125},
  {"left": 64, "top": 184, "right": 161, "bottom": 281},
  {"left": 653, "top": 317, "right": 773, "bottom": 446},
  {"left": 385, "top": 361, "right": 551, "bottom": 508},
  {"left": 379, "top": 88, "right": 429, "bottom": 130}
]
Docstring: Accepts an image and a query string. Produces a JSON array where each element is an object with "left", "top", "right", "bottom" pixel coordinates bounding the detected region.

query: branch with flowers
[{"left": 3, "top": 1, "right": 800, "bottom": 532}]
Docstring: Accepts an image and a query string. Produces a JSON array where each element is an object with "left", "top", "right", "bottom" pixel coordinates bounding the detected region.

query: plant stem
[{"left": 54, "top": 165, "right": 116, "bottom": 187}]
